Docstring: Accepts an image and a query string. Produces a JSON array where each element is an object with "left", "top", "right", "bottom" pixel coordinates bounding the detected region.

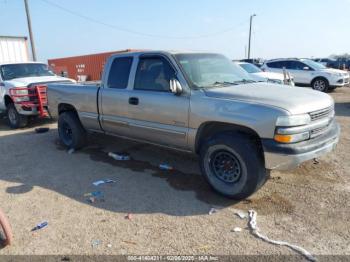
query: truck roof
[
  {"left": 0, "top": 61, "right": 47, "bottom": 66},
  {"left": 110, "top": 50, "right": 220, "bottom": 56}
]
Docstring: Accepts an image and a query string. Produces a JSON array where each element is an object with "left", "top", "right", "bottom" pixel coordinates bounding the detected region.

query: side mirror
[
  {"left": 303, "top": 66, "right": 310, "bottom": 71},
  {"left": 170, "top": 79, "right": 183, "bottom": 95}
]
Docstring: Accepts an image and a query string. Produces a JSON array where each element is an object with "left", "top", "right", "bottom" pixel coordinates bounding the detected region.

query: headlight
[
  {"left": 15, "top": 97, "right": 30, "bottom": 102},
  {"left": 327, "top": 72, "right": 342, "bottom": 77},
  {"left": 274, "top": 132, "right": 310, "bottom": 143},
  {"left": 276, "top": 114, "right": 311, "bottom": 127}
]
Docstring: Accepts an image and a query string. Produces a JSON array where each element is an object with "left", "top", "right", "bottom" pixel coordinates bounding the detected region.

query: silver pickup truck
[{"left": 47, "top": 51, "right": 340, "bottom": 199}]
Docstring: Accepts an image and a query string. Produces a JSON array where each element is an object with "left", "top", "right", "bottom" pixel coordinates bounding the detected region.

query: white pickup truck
[{"left": 0, "top": 62, "right": 74, "bottom": 128}]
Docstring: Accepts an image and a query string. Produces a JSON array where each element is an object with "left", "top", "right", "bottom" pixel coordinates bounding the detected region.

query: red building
[{"left": 48, "top": 49, "right": 138, "bottom": 81}]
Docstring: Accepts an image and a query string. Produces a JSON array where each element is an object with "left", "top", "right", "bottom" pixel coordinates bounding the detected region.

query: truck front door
[{"left": 127, "top": 55, "right": 190, "bottom": 150}]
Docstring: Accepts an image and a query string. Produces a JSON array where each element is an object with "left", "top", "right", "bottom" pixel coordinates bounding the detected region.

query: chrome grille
[{"left": 309, "top": 107, "right": 333, "bottom": 121}]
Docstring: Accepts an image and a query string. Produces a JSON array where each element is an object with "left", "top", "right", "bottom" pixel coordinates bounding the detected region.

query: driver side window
[{"left": 134, "top": 56, "right": 176, "bottom": 92}]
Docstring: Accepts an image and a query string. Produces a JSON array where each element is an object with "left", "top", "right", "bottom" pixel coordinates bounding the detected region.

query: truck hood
[
  {"left": 4, "top": 75, "right": 74, "bottom": 87},
  {"left": 320, "top": 68, "right": 349, "bottom": 76},
  {"left": 204, "top": 83, "right": 333, "bottom": 115}
]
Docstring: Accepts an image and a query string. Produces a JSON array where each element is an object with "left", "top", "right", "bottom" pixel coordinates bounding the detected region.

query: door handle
[{"left": 129, "top": 97, "right": 139, "bottom": 105}]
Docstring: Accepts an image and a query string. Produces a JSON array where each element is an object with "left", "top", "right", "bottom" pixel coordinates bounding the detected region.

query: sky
[{"left": 0, "top": 0, "right": 349, "bottom": 62}]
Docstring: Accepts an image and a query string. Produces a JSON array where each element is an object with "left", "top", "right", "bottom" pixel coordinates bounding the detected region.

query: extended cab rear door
[
  {"left": 99, "top": 55, "right": 135, "bottom": 137},
  {"left": 126, "top": 54, "right": 190, "bottom": 150}
]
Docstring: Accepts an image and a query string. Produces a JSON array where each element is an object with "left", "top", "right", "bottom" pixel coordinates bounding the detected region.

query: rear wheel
[
  {"left": 6, "top": 103, "right": 28, "bottom": 129},
  {"left": 312, "top": 78, "right": 329, "bottom": 92},
  {"left": 58, "top": 111, "right": 87, "bottom": 149},
  {"left": 199, "top": 133, "right": 268, "bottom": 199}
]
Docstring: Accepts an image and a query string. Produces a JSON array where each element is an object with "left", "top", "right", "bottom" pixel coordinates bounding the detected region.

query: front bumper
[
  {"left": 330, "top": 76, "right": 350, "bottom": 87},
  {"left": 262, "top": 121, "right": 340, "bottom": 170},
  {"left": 15, "top": 104, "right": 39, "bottom": 116}
]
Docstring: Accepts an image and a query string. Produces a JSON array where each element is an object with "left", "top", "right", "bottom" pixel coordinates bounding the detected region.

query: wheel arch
[
  {"left": 4, "top": 95, "right": 13, "bottom": 107},
  {"left": 311, "top": 76, "right": 329, "bottom": 85},
  {"left": 195, "top": 121, "right": 263, "bottom": 155},
  {"left": 58, "top": 103, "right": 78, "bottom": 115}
]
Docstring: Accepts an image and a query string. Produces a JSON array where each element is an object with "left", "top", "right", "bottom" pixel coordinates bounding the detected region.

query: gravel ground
[{"left": 0, "top": 87, "right": 349, "bottom": 260}]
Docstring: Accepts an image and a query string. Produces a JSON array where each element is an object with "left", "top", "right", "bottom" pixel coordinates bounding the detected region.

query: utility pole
[
  {"left": 247, "top": 14, "right": 256, "bottom": 59},
  {"left": 24, "top": 0, "right": 37, "bottom": 61}
]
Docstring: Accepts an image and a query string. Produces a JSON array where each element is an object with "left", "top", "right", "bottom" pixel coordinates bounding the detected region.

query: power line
[{"left": 40, "top": 0, "right": 249, "bottom": 39}]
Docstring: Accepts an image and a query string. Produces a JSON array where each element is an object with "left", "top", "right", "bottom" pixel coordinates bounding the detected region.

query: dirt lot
[{"left": 0, "top": 87, "right": 349, "bottom": 260}]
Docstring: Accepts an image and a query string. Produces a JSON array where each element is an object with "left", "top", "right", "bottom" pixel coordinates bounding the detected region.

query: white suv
[{"left": 261, "top": 58, "right": 350, "bottom": 92}]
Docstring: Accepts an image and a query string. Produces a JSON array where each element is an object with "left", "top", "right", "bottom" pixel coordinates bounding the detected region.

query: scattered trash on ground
[
  {"left": 125, "top": 213, "right": 133, "bottom": 220},
  {"left": 93, "top": 179, "right": 116, "bottom": 186},
  {"left": 122, "top": 240, "right": 137, "bottom": 245},
  {"left": 84, "top": 191, "right": 105, "bottom": 203},
  {"left": 234, "top": 210, "right": 247, "bottom": 219},
  {"left": 208, "top": 208, "right": 218, "bottom": 215},
  {"left": 107, "top": 243, "right": 112, "bottom": 248},
  {"left": 35, "top": 127, "right": 50, "bottom": 134},
  {"left": 233, "top": 227, "right": 242, "bottom": 232},
  {"left": 31, "top": 221, "right": 48, "bottom": 232},
  {"left": 197, "top": 245, "right": 211, "bottom": 250},
  {"left": 159, "top": 163, "right": 173, "bottom": 171},
  {"left": 0, "top": 208, "right": 13, "bottom": 246},
  {"left": 91, "top": 239, "right": 101, "bottom": 248},
  {"left": 248, "top": 210, "right": 316, "bottom": 262},
  {"left": 84, "top": 191, "right": 103, "bottom": 197},
  {"left": 313, "top": 158, "right": 320, "bottom": 165},
  {"left": 67, "top": 148, "right": 75, "bottom": 154},
  {"left": 108, "top": 152, "right": 130, "bottom": 161}
]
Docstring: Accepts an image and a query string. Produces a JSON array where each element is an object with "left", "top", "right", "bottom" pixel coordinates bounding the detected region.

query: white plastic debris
[
  {"left": 107, "top": 243, "right": 112, "bottom": 248},
  {"left": 208, "top": 208, "right": 218, "bottom": 215},
  {"left": 93, "top": 179, "right": 116, "bottom": 186},
  {"left": 248, "top": 210, "right": 316, "bottom": 262},
  {"left": 233, "top": 227, "right": 242, "bottom": 232},
  {"left": 108, "top": 152, "right": 130, "bottom": 161},
  {"left": 234, "top": 210, "right": 247, "bottom": 219},
  {"left": 67, "top": 148, "right": 75, "bottom": 154}
]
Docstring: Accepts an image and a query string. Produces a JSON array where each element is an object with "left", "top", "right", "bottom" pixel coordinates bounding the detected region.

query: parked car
[
  {"left": 312, "top": 58, "right": 338, "bottom": 68},
  {"left": 261, "top": 58, "right": 350, "bottom": 92},
  {"left": 0, "top": 62, "right": 75, "bottom": 128},
  {"left": 237, "top": 62, "right": 294, "bottom": 86},
  {"left": 239, "top": 58, "right": 264, "bottom": 68},
  {"left": 46, "top": 51, "right": 339, "bottom": 199}
]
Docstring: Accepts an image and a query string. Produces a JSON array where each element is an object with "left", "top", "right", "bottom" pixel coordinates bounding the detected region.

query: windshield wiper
[
  {"left": 232, "top": 79, "right": 256, "bottom": 85},
  {"left": 211, "top": 81, "right": 238, "bottom": 86}
]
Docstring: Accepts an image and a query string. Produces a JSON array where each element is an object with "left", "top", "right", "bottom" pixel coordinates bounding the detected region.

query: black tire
[
  {"left": 6, "top": 103, "right": 28, "bottom": 129},
  {"left": 58, "top": 111, "right": 87, "bottom": 149},
  {"left": 311, "top": 77, "right": 329, "bottom": 92},
  {"left": 199, "top": 133, "right": 268, "bottom": 200}
]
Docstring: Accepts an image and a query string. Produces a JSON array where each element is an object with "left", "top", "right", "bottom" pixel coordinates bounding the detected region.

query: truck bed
[{"left": 47, "top": 83, "right": 100, "bottom": 130}]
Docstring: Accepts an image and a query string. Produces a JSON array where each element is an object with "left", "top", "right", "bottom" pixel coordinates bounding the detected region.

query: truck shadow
[
  {"left": 0, "top": 122, "right": 243, "bottom": 216},
  {"left": 335, "top": 102, "right": 350, "bottom": 117}
]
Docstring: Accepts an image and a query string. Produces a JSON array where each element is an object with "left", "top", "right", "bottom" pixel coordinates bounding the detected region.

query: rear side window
[
  {"left": 267, "top": 61, "right": 284, "bottom": 69},
  {"left": 107, "top": 57, "right": 133, "bottom": 89}
]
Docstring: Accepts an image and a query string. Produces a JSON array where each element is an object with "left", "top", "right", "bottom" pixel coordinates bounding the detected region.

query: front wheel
[
  {"left": 312, "top": 78, "right": 329, "bottom": 92},
  {"left": 199, "top": 133, "right": 268, "bottom": 199},
  {"left": 7, "top": 103, "right": 28, "bottom": 129}
]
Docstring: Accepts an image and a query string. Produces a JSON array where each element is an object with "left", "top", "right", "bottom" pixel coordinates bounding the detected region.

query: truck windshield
[
  {"left": 174, "top": 53, "right": 254, "bottom": 88},
  {"left": 0, "top": 63, "right": 55, "bottom": 81}
]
